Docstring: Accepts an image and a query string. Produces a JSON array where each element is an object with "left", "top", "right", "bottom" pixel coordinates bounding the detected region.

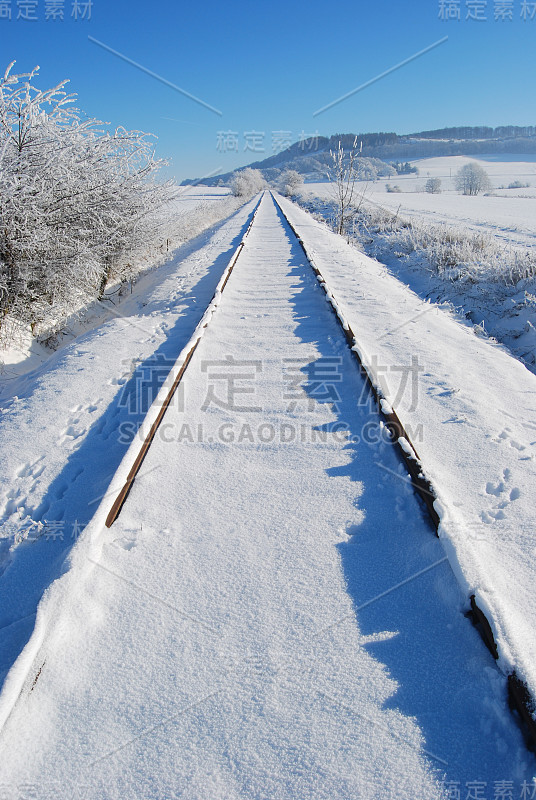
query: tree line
[{"left": 410, "top": 125, "right": 536, "bottom": 141}]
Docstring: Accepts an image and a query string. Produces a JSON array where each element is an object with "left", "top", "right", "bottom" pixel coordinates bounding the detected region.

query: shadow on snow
[
  {"left": 273, "top": 200, "right": 525, "bottom": 785},
  {"left": 0, "top": 202, "right": 256, "bottom": 692}
]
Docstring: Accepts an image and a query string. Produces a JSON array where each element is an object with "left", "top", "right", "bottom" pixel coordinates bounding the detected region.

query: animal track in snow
[
  {"left": 112, "top": 536, "right": 137, "bottom": 552},
  {"left": 1, "top": 397, "right": 104, "bottom": 533},
  {"left": 492, "top": 427, "right": 526, "bottom": 452},
  {"left": 58, "top": 423, "right": 87, "bottom": 448},
  {"left": 0, "top": 456, "right": 50, "bottom": 524},
  {"left": 481, "top": 468, "right": 521, "bottom": 524},
  {"left": 1, "top": 487, "right": 26, "bottom": 520},
  {"left": 16, "top": 456, "right": 46, "bottom": 481},
  {"left": 110, "top": 527, "right": 141, "bottom": 552},
  {"left": 57, "top": 398, "right": 104, "bottom": 448},
  {"left": 427, "top": 379, "right": 459, "bottom": 401}
]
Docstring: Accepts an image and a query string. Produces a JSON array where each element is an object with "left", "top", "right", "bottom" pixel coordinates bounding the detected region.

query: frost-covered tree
[
  {"left": 425, "top": 177, "right": 441, "bottom": 194},
  {"left": 359, "top": 162, "right": 378, "bottom": 182},
  {"left": 230, "top": 168, "right": 266, "bottom": 197},
  {"left": 455, "top": 163, "right": 492, "bottom": 196},
  {"left": 279, "top": 169, "right": 303, "bottom": 197},
  {"left": 0, "top": 62, "right": 174, "bottom": 339},
  {"left": 328, "top": 137, "right": 362, "bottom": 235}
]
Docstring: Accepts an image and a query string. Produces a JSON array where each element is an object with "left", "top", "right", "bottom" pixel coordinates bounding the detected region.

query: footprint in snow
[
  {"left": 481, "top": 468, "right": 521, "bottom": 524},
  {"left": 492, "top": 427, "right": 527, "bottom": 452},
  {"left": 16, "top": 456, "right": 46, "bottom": 480}
]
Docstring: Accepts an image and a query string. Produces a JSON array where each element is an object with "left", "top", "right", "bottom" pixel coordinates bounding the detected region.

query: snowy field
[
  {"left": 303, "top": 156, "right": 536, "bottom": 247},
  {"left": 171, "top": 185, "right": 231, "bottom": 213},
  {"left": 301, "top": 157, "right": 536, "bottom": 373}
]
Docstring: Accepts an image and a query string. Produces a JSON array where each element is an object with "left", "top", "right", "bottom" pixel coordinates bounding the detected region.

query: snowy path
[{"left": 0, "top": 195, "right": 533, "bottom": 798}]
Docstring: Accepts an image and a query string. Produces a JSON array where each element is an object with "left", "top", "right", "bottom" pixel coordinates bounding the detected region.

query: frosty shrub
[
  {"left": 0, "top": 62, "right": 175, "bottom": 341},
  {"left": 279, "top": 169, "right": 303, "bottom": 197},
  {"left": 298, "top": 194, "right": 536, "bottom": 285},
  {"left": 230, "top": 168, "right": 266, "bottom": 197},
  {"left": 327, "top": 137, "right": 362, "bottom": 235}
]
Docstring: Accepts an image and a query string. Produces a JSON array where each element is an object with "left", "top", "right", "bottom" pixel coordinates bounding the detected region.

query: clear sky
[{"left": 1, "top": 0, "right": 535, "bottom": 182}]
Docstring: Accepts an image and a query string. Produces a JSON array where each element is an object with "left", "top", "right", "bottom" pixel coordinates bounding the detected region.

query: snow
[
  {"left": 170, "top": 184, "right": 232, "bottom": 213},
  {"left": 0, "top": 194, "right": 534, "bottom": 797},
  {"left": 277, "top": 193, "right": 536, "bottom": 703},
  {"left": 364, "top": 192, "right": 536, "bottom": 248},
  {"left": 0, "top": 195, "right": 260, "bottom": 692},
  {"left": 303, "top": 157, "right": 536, "bottom": 247},
  {"left": 300, "top": 160, "right": 536, "bottom": 372}
]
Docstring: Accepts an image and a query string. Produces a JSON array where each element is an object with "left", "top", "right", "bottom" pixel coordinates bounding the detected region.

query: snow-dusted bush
[
  {"left": 230, "top": 168, "right": 266, "bottom": 197},
  {"left": 0, "top": 62, "right": 174, "bottom": 342},
  {"left": 298, "top": 193, "right": 536, "bottom": 286},
  {"left": 455, "top": 163, "right": 492, "bottom": 196},
  {"left": 327, "top": 137, "right": 363, "bottom": 235},
  {"left": 279, "top": 169, "right": 303, "bottom": 197}
]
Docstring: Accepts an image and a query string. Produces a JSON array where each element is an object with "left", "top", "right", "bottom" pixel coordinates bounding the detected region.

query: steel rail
[{"left": 104, "top": 193, "right": 265, "bottom": 528}]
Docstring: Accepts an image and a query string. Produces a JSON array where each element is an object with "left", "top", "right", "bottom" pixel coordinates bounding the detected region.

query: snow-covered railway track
[
  {"left": 3, "top": 192, "right": 534, "bottom": 798},
  {"left": 107, "top": 192, "right": 438, "bottom": 535},
  {"left": 101, "top": 190, "right": 535, "bottom": 754},
  {"left": 104, "top": 194, "right": 265, "bottom": 528}
]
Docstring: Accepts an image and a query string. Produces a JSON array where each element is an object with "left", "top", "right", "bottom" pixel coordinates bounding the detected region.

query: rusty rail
[
  {"left": 271, "top": 191, "right": 439, "bottom": 530},
  {"left": 105, "top": 193, "right": 265, "bottom": 528}
]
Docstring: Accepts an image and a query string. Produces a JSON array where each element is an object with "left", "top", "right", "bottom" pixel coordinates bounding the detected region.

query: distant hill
[
  {"left": 407, "top": 125, "right": 536, "bottom": 140},
  {"left": 182, "top": 126, "right": 536, "bottom": 186}
]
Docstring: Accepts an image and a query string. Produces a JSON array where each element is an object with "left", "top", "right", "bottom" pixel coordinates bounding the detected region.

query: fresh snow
[
  {"left": 0, "top": 193, "right": 534, "bottom": 798},
  {"left": 0, "top": 195, "right": 260, "bottom": 691},
  {"left": 278, "top": 194, "right": 536, "bottom": 701},
  {"left": 304, "top": 156, "right": 536, "bottom": 247}
]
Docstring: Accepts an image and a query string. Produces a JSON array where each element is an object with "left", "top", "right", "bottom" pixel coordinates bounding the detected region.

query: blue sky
[{"left": 1, "top": 0, "right": 535, "bottom": 182}]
